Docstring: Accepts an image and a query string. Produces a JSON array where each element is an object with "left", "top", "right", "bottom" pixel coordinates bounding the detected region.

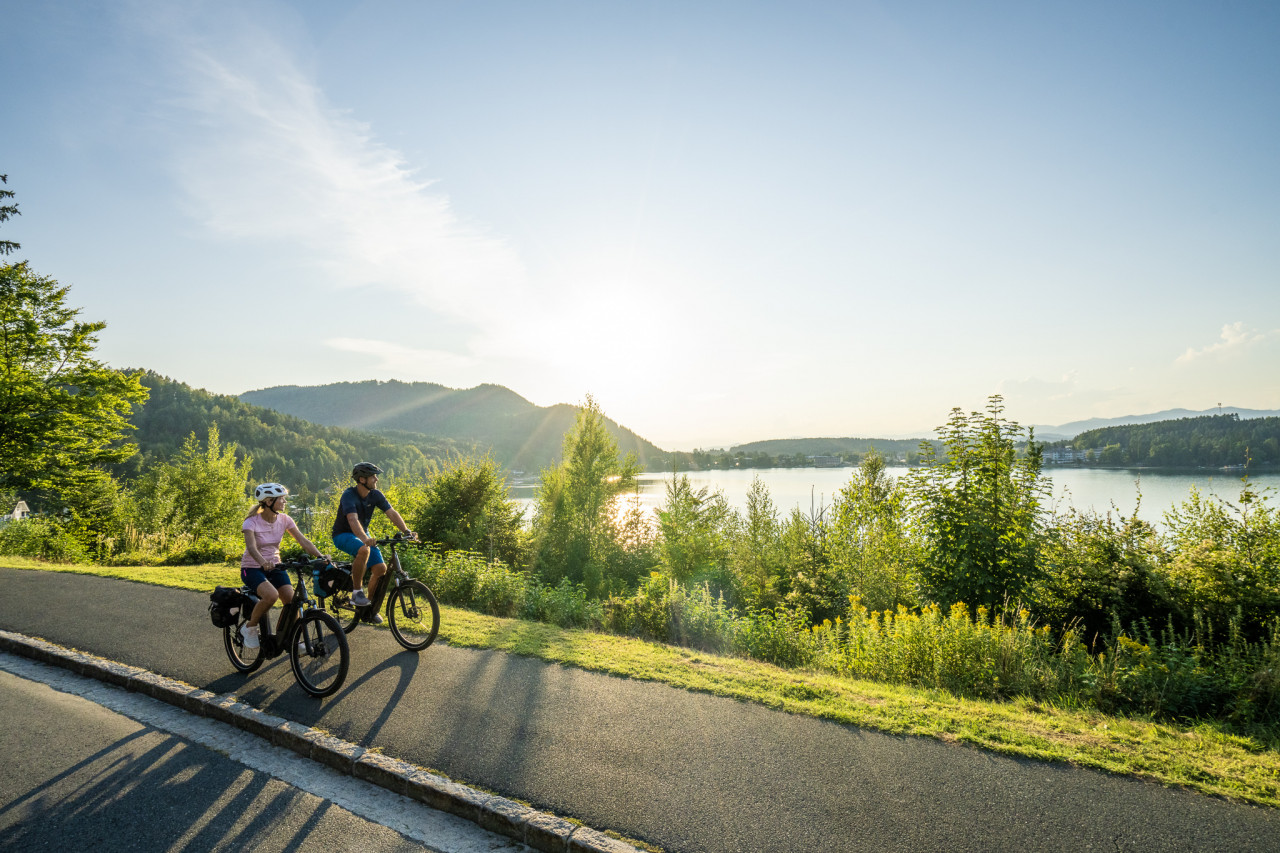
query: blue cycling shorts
[
  {"left": 241, "top": 565, "right": 291, "bottom": 592},
  {"left": 333, "top": 532, "right": 385, "bottom": 568}
]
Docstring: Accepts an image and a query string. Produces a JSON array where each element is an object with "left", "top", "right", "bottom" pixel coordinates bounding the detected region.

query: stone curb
[{"left": 0, "top": 629, "right": 641, "bottom": 853}]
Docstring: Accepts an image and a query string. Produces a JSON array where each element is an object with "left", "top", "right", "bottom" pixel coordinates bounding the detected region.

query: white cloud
[
  {"left": 1176, "top": 322, "right": 1272, "bottom": 364},
  {"left": 154, "top": 7, "right": 526, "bottom": 319}
]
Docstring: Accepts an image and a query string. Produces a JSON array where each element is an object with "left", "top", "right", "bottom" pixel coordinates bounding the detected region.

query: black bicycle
[
  {"left": 321, "top": 534, "right": 440, "bottom": 651},
  {"left": 221, "top": 557, "right": 351, "bottom": 697}
]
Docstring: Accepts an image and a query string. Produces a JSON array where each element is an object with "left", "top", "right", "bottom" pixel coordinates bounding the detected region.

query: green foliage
[
  {"left": 0, "top": 262, "right": 147, "bottom": 494},
  {"left": 1161, "top": 483, "right": 1280, "bottom": 638},
  {"left": 732, "top": 475, "right": 784, "bottom": 610},
  {"left": 240, "top": 379, "right": 671, "bottom": 473},
  {"left": 670, "top": 436, "right": 938, "bottom": 471},
  {"left": 530, "top": 395, "right": 642, "bottom": 595},
  {"left": 910, "top": 395, "right": 1047, "bottom": 611},
  {"left": 122, "top": 425, "right": 250, "bottom": 561},
  {"left": 0, "top": 516, "right": 91, "bottom": 563},
  {"left": 825, "top": 452, "right": 917, "bottom": 614},
  {"left": 403, "top": 547, "right": 603, "bottom": 630},
  {"left": 779, "top": 503, "right": 836, "bottom": 621},
  {"left": 118, "top": 372, "right": 456, "bottom": 493},
  {"left": 1026, "top": 507, "right": 1171, "bottom": 647},
  {"left": 655, "top": 474, "right": 736, "bottom": 590},
  {"left": 1049, "top": 413, "right": 1280, "bottom": 468},
  {"left": 409, "top": 454, "right": 527, "bottom": 566},
  {"left": 0, "top": 174, "right": 19, "bottom": 256}
]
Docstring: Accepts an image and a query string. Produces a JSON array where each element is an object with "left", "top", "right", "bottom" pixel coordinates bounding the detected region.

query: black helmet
[{"left": 352, "top": 462, "right": 383, "bottom": 480}]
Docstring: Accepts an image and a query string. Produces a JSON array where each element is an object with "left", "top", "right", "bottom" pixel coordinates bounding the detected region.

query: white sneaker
[{"left": 240, "top": 623, "right": 260, "bottom": 649}]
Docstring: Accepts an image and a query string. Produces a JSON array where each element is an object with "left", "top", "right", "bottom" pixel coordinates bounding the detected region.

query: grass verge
[{"left": 5, "top": 557, "right": 1279, "bottom": 808}]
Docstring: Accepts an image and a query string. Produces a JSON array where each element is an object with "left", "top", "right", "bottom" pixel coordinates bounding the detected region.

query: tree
[
  {"left": 410, "top": 453, "right": 527, "bottom": 566},
  {"left": 908, "top": 395, "right": 1046, "bottom": 611},
  {"left": 127, "top": 424, "right": 251, "bottom": 549},
  {"left": 656, "top": 474, "right": 736, "bottom": 589},
  {"left": 827, "top": 451, "right": 917, "bottom": 613},
  {"left": 0, "top": 180, "right": 147, "bottom": 496},
  {"left": 530, "top": 395, "right": 640, "bottom": 595},
  {"left": 0, "top": 175, "right": 19, "bottom": 256},
  {"left": 732, "top": 475, "right": 783, "bottom": 609}
]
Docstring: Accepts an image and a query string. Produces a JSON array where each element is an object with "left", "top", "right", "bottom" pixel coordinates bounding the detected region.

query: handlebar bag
[
  {"left": 209, "top": 585, "right": 249, "bottom": 628},
  {"left": 312, "top": 564, "right": 353, "bottom": 598}
]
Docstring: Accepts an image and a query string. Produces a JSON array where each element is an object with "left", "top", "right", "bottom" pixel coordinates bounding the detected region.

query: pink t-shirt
[{"left": 241, "top": 512, "right": 299, "bottom": 569}]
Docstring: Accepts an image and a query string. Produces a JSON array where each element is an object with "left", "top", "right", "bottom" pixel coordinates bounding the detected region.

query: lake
[{"left": 512, "top": 466, "right": 1279, "bottom": 529}]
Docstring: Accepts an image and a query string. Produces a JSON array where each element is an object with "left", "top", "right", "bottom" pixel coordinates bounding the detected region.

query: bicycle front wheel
[
  {"left": 387, "top": 580, "right": 440, "bottom": 651},
  {"left": 224, "top": 605, "right": 264, "bottom": 674},
  {"left": 290, "top": 610, "right": 350, "bottom": 697}
]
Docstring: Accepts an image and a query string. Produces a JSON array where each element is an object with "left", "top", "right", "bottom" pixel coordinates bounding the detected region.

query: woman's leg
[{"left": 247, "top": 580, "right": 279, "bottom": 627}]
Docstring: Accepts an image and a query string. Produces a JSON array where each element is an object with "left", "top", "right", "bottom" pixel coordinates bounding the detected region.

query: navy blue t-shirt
[{"left": 332, "top": 487, "right": 392, "bottom": 537}]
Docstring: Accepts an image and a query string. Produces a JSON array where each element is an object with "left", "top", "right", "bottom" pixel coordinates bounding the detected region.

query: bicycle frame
[
  {"left": 324, "top": 534, "right": 440, "bottom": 652},
  {"left": 359, "top": 537, "right": 416, "bottom": 616},
  {"left": 246, "top": 564, "right": 313, "bottom": 657}
]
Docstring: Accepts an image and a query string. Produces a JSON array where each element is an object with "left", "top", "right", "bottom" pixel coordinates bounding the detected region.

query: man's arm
[
  {"left": 347, "top": 512, "right": 374, "bottom": 547},
  {"left": 384, "top": 508, "right": 414, "bottom": 537}
]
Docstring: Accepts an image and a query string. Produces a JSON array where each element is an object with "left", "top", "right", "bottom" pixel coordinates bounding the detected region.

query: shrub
[
  {"left": 0, "top": 517, "right": 91, "bottom": 564},
  {"left": 1027, "top": 508, "right": 1172, "bottom": 647},
  {"left": 409, "top": 454, "right": 527, "bottom": 568}
]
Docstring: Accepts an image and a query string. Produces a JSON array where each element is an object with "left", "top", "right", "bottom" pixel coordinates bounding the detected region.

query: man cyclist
[{"left": 332, "top": 462, "right": 416, "bottom": 618}]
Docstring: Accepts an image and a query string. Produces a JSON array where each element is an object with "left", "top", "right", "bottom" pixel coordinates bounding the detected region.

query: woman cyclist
[{"left": 240, "top": 483, "right": 328, "bottom": 649}]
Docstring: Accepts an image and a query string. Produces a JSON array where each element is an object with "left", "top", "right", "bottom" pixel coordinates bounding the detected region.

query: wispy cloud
[
  {"left": 151, "top": 6, "right": 526, "bottom": 319},
  {"left": 1176, "top": 322, "right": 1272, "bottom": 364},
  {"left": 327, "top": 338, "right": 477, "bottom": 375}
]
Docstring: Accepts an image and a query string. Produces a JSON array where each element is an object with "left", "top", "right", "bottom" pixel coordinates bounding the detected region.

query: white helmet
[{"left": 254, "top": 483, "right": 289, "bottom": 501}]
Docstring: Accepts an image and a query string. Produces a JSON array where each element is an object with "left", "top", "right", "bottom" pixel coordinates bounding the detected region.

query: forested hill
[
  {"left": 730, "top": 436, "right": 937, "bottom": 459},
  {"left": 239, "top": 380, "right": 670, "bottom": 473},
  {"left": 113, "top": 372, "right": 469, "bottom": 492},
  {"left": 1053, "top": 414, "right": 1280, "bottom": 468}
]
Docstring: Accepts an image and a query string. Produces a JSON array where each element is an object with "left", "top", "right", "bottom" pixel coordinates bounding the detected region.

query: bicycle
[
  {"left": 221, "top": 557, "right": 351, "bottom": 697},
  {"left": 321, "top": 533, "right": 440, "bottom": 651}
]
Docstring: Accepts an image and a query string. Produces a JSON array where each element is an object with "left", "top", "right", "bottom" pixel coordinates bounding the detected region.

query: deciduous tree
[
  {"left": 530, "top": 395, "right": 640, "bottom": 595},
  {"left": 909, "top": 395, "right": 1046, "bottom": 611},
  {"left": 0, "top": 179, "right": 147, "bottom": 496}
]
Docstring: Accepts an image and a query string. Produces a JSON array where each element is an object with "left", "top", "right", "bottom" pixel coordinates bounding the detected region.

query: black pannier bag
[
  {"left": 209, "top": 586, "right": 248, "bottom": 628},
  {"left": 312, "top": 563, "right": 353, "bottom": 599}
]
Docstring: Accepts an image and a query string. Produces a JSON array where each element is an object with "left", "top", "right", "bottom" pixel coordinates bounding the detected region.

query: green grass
[{"left": 6, "top": 557, "right": 1280, "bottom": 808}]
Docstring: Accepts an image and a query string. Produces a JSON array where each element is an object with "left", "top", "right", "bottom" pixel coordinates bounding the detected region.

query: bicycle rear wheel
[
  {"left": 224, "top": 601, "right": 264, "bottom": 673},
  {"left": 387, "top": 580, "right": 440, "bottom": 651},
  {"left": 324, "top": 589, "right": 361, "bottom": 634},
  {"left": 290, "top": 610, "right": 349, "bottom": 697}
]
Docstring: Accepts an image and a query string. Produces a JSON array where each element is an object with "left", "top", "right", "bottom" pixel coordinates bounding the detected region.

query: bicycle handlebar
[
  {"left": 374, "top": 533, "right": 429, "bottom": 548},
  {"left": 275, "top": 556, "right": 333, "bottom": 574}
]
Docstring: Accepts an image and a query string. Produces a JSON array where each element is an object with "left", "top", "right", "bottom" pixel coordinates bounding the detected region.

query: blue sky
[{"left": 3, "top": 1, "right": 1278, "bottom": 448}]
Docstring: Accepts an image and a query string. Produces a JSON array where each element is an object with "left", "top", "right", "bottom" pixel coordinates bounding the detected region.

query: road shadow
[{"left": 0, "top": 728, "right": 343, "bottom": 852}]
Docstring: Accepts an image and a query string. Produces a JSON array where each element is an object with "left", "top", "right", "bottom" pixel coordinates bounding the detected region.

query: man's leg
[
  {"left": 367, "top": 559, "right": 387, "bottom": 593},
  {"left": 360, "top": 559, "right": 387, "bottom": 622},
  {"left": 350, "top": 544, "right": 370, "bottom": 592}
]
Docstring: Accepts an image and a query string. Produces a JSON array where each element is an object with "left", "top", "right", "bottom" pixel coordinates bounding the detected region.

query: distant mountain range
[
  {"left": 1030, "top": 407, "right": 1280, "bottom": 441},
  {"left": 236, "top": 382, "right": 1280, "bottom": 472},
  {"left": 239, "top": 380, "right": 668, "bottom": 474}
]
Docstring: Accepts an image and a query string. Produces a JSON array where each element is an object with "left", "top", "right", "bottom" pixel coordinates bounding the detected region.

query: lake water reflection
[{"left": 512, "top": 466, "right": 1279, "bottom": 530}]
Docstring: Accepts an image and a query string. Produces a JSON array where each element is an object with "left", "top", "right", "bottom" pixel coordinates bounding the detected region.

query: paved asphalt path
[
  {"left": 3, "top": 567, "right": 1279, "bottom": 852},
  {"left": 0, "top": 665, "right": 518, "bottom": 853}
]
